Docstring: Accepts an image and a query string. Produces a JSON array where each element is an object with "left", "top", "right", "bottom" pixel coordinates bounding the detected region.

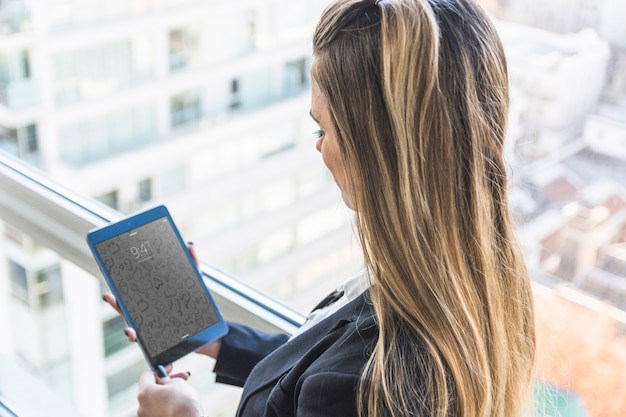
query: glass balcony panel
[{"left": 0, "top": 79, "right": 39, "bottom": 110}]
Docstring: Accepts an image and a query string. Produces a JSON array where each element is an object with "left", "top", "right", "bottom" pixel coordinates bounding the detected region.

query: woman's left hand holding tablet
[
  {"left": 137, "top": 369, "right": 203, "bottom": 417},
  {"left": 102, "top": 242, "right": 205, "bottom": 416}
]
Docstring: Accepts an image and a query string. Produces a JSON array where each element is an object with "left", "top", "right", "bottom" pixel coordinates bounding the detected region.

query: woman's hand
[
  {"left": 137, "top": 370, "right": 203, "bottom": 417},
  {"left": 101, "top": 243, "right": 224, "bottom": 358}
]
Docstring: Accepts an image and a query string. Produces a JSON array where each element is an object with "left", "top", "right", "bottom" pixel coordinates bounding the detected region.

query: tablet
[{"left": 86, "top": 205, "right": 228, "bottom": 371}]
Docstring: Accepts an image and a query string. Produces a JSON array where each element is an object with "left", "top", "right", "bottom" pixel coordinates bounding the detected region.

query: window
[
  {"left": 138, "top": 177, "right": 152, "bottom": 202},
  {"left": 102, "top": 316, "right": 128, "bottom": 356},
  {"left": 169, "top": 27, "right": 199, "bottom": 71},
  {"left": 25, "top": 124, "right": 37, "bottom": 152},
  {"left": 59, "top": 104, "right": 157, "bottom": 165},
  {"left": 170, "top": 90, "right": 202, "bottom": 127},
  {"left": 8, "top": 259, "right": 64, "bottom": 309},
  {"left": 53, "top": 36, "right": 154, "bottom": 105},
  {"left": 9, "top": 259, "right": 29, "bottom": 305},
  {"left": 0, "top": 50, "right": 37, "bottom": 108},
  {"left": 0, "top": 123, "right": 39, "bottom": 164},
  {"left": 228, "top": 69, "right": 274, "bottom": 113},
  {"left": 96, "top": 190, "right": 119, "bottom": 210},
  {"left": 283, "top": 58, "right": 309, "bottom": 97},
  {"left": 0, "top": 0, "right": 32, "bottom": 34},
  {"left": 229, "top": 78, "right": 241, "bottom": 110},
  {"left": 236, "top": 68, "right": 272, "bottom": 111},
  {"left": 0, "top": 50, "right": 30, "bottom": 83},
  {"left": 36, "top": 265, "right": 64, "bottom": 309}
]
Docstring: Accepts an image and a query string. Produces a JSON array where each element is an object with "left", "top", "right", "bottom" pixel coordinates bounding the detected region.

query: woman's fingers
[
  {"left": 187, "top": 242, "right": 199, "bottom": 266},
  {"left": 124, "top": 327, "right": 137, "bottom": 342},
  {"left": 156, "top": 364, "right": 190, "bottom": 382},
  {"left": 102, "top": 293, "right": 122, "bottom": 314},
  {"left": 137, "top": 369, "right": 202, "bottom": 417}
]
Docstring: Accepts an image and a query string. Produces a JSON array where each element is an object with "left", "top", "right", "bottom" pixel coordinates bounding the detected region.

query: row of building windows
[
  {"left": 89, "top": 115, "right": 314, "bottom": 214},
  {"left": 94, "top": 154, "right": 330, "bottom": 237},
  {"left": 59, "top": 104, "right": 158, "bottom": 165},
  {"left": 189, "top": 128, "right": 301, "bottom": 184},
  {"left": 0, "top": 52, "right": 308, "bottom": 169},
  {"left": 54, "top": 36, "right": 153, "bottom": 106},
  {"left": 56, "top": 55, "right": 308, "bottom": 166},
  {"left": 0, "top": 2, "right": 314, "bottom": 107},
  {"left": 9, "top": 260, "right": 63, "bottom": 309},
  {"left": 1, "top": 15, "right": 310, "bottom": 111},
  {"left": 223, "top": 203, "right": 350, "bottom": 278},
  {"left": 193, "top": 166, "right": 331, "bottom": 240}
]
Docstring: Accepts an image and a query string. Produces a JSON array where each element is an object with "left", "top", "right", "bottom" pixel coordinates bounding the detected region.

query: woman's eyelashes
[{"left": 313, "top": 129, "right": 325, "bottom": 139}]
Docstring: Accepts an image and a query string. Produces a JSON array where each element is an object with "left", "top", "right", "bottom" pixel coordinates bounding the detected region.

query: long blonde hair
[{"left": 312, "top": 1, "right": 536, "bottom": 416}]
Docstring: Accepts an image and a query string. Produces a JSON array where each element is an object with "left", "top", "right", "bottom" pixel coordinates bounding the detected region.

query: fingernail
[
  {"left": 124, "top": 329, "right": 130, "bottom": 337},
  {"left": 102, "top": 295, "right": 107, "bottom": 301},
  {"left": 187, "top": 241, "right": 194, "bottom": 246},
  {"left": 157, "top": 365, "right": 168, "bottom": 378},
  {"left": 186, "top": 371, "right": 191, "bottom": 376}
]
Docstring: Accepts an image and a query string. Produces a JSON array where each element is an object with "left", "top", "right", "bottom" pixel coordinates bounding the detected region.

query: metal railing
[{"left": 0, "top": 150, "right": 305, "bottom": 334}]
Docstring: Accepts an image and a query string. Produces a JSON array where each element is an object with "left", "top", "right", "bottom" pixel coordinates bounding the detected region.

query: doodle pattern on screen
[{"left": 95, "top": 217, "right": 218, "bottom": 357}]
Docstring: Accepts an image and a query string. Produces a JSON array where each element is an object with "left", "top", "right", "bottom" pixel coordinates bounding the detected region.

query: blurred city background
[{"left": 0, "top": 0, "right": 624, "bottom": 416}]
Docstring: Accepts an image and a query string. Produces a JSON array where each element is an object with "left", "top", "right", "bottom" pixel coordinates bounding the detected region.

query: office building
[{"left": 0, "top": 1, "right": 362, "bottom": 416}]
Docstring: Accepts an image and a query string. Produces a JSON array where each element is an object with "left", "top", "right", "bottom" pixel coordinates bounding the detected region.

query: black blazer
[{"left": 214, "top": 291, "right": 378, "bottom": 417}]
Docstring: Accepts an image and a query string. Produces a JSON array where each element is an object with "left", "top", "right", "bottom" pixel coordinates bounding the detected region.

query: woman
[{"left": 120, "top": 0, "right": 537, "bottom": 416}]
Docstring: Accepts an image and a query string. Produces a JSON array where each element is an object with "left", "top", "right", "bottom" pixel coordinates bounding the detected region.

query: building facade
[
  {"left": 496, "top": 21, "right": 611, "bottom": 160},
  {"left": 0, "top": 1, "right": 362, "bottom": 416}
]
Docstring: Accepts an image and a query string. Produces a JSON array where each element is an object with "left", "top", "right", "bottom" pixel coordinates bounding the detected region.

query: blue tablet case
[{"left": 86, "top": 205, "right": 228, "bottom": 369}]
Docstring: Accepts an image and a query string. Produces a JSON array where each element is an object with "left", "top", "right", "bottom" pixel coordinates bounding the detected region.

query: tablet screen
[{"left": 94, "top": 216, "right": 219, "bottom": 358}]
